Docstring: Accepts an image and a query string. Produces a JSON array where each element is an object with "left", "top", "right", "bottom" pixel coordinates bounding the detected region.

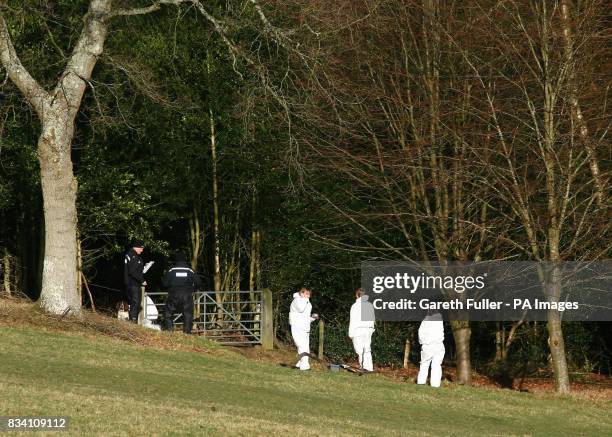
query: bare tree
[
  {"left": 295, "top": 0, "right": 609, "bottom": 390},
  {"left": 453, "top": 0, "right": 610, "bottom": 393},
  {"left": 297, "top": 0, "right": 509, "bottom": 384},
  {"left": 559, "top": 0, "right": 606, "bottom": 206}
]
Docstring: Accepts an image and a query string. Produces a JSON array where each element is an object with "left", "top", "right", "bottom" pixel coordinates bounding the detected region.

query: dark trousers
[
  {"left": 165, "top": 291, "right": 194, "bottom": 333},
  {"left": 126, "top": 285, "right": 141, "bottom": 321}
]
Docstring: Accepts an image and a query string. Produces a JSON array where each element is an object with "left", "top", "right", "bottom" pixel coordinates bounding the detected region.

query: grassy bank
[{"left": 1, "top": 324, "right": 611, "bottom": 436}]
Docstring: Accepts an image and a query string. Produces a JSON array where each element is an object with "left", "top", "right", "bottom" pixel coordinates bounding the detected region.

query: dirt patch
[
  {"left": 229, "top": 334, "right": 611, "bottom": 399},
  {"left": 374, "top": 364, "right": 611, "bottom": 400}
]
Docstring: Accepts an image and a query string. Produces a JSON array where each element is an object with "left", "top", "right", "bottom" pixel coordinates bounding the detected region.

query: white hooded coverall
[
  {"left": 143, "top": 295, "right": 161, "bottom": 331},
  {"left": 289, "top": 292, "right": 316, "bottom": 370},
  {"left": 417, "top": 312, "right": 445, "bottom": 387},
  {"left": 348, "top": 296, "right": 375, "bottom": 371}
]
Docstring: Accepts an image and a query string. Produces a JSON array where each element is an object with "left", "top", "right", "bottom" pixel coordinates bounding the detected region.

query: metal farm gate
[{"left": 142, "top": 289, "right": 273, "bottom": 348}]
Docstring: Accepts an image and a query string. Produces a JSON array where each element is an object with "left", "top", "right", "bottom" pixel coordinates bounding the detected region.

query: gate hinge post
[{"left": 261, "top": 288, "right": 274, "bottom": 350}]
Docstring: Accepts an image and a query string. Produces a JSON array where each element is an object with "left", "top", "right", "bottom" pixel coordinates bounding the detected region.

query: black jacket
[
  {"left": 162, "top": 261, "right": 201, "bottom": 294},
  {"left": 124, "top": 249, "right": 145, "bottom": 287}
]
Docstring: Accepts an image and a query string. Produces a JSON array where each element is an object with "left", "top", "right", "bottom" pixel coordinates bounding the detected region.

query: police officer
[
  {"left": 163, "top": 252, "right": 201, "bottom": 333},
  {"left": 124, "top": 241, "right": 147, "bottom": 322}
]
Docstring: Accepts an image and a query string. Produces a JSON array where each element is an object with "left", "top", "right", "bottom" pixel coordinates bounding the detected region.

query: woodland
[{"left": 0, "top": 0, "right": 610, "bottom": 393}]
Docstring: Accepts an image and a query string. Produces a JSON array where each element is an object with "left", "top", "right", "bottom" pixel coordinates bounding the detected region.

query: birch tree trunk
[
  {"left": 206, "top": 53, "right": 224, "bottom": 325},
  {"left": 559, "top": 0, "right": 604, "bottom": 206},
  {"left": 209, "top": 102, "right": 224, "bottom": 323},
  {"left": 208, "top": 96, "right": 222, "bottom": 292}
]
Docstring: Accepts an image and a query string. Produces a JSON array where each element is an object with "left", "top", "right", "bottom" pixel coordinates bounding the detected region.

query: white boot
[{"left": 298, "top": 354, "right": 310, "bottom": 370}]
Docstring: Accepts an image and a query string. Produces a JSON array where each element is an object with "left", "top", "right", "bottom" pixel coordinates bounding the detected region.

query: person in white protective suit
[
  {"left": 289, "top": 288, "right": 319, "bottom": 370},
  {"left": 348, "top": 288, "right": 375, "bottom": 371},
  {"left": 417, "top": 309, "right": 445, "bottom": 387},
  {"left": 143, "top": 295, "right": 161, "bottom": 331}
]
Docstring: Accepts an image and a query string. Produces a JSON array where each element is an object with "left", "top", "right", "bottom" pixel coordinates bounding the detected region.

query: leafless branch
[{"left": 106, "top": 0, "right": 190, "bottom": 18}]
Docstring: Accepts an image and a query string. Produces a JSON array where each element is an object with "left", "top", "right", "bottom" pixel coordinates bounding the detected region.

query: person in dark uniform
[
  {"left": 124, "top": 241, "right": 146, "bottom": 322},
  {"left": 163, "top": 252, "right": 201, "bottom": 333}
]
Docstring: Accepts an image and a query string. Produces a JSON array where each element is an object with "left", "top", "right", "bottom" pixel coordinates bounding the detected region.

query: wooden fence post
[
  {"left": 261, "top": 288, "right": 274, "bottom": 350},
  {"left": 138, "top": 286, "right": 145, "bottom": 325},
  {"left": 318, "top": 319, "right": 325, "bottom": 360},
  {"left": 403, "top": 338, "right": 411, "bottom": 369}
]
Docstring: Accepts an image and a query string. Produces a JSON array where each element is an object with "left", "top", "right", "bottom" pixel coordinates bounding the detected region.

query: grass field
[{"left": 1, "top": 324, "right": 611, "bottom": 437}]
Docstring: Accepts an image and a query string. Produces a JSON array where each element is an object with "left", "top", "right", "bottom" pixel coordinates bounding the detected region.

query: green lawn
[{"left": 0, "top": 327, "right": 610, "bottom": 436}]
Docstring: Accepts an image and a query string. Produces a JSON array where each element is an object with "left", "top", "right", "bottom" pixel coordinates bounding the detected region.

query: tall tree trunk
[
  {"left": 189, "top": 208, "right": 202, "bottom": 320},
  {"left": 450, "top": 320, "right": 471, "bottom": 384},
  {"left": 501, "top": 320, "right": 524, "bottom": 361},
  {"left": 495, "top": 322, "right": 504, "bottom": 361},
  {"left": 249, "top": 229, "right": 257, "bottom": 293},
  {"left": 249, "top": 187, "right": 259, "bottom": 321},
  {"left": 38, "top": 119, "right": 80, "bottom": 314},
  {"left": 541, "top": 3, "right": 571, "bottom": 393},
  {"left": 249, "top": 188, "right": 257, "bottom": 293},
  {"left": 2, "top": 247, "right": 11, "bottom": 296},
  {"left": 18, "top": 206, "right": 30, "bottom": 294},
  {"left": 210, "top": 106, "right": 223, "bottom": 322},
  {"left": 255, "top": 231, "right": 261, "bottom": 290},
  {"left": 206, "top": 53, "right": 224, "bottom": 325},
  {"left": 209, "top": 105, "right": 221, "bottom": 292},
  {"left": 545, "top": 262, "right": 571, "bottom": 394},
  {"left": 547, "top": 310, "right": 570, "bottom": 393},
  {"left": 14, "top": 254, "right": 22, "bottom": 295},
  {"left": 76, "top": 236, "right": 83, "bottom": 304}
]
